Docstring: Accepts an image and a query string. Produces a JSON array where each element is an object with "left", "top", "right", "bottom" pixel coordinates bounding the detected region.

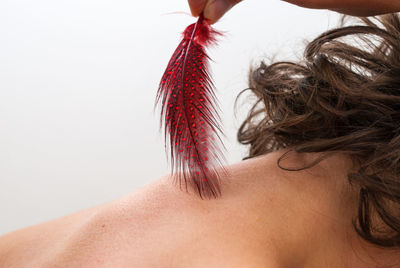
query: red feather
[{"left": 156, "top": 15, "right": 226, "bottom": 199}]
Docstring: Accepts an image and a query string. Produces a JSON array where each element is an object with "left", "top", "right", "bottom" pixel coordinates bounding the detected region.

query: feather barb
[{"left": 156, "top": 15, "right": 226, "bottom": 199}]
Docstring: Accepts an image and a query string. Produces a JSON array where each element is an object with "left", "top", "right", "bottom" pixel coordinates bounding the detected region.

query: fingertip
[
  {"left": 204, "top": 0, "right": 233, "bottom": 24},
  {"left": 188, "top": 0, "right": 207, "bottom": 17},
  {"left": 203, "top": 17, "right": 215, "bottom": 25}
]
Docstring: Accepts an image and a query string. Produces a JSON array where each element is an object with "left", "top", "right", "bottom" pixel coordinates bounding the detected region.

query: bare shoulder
[
  {"left": 0, "top": 177, "right": 186, "bottom": 267},
  {"left": 0, "top": 201, "right": 102, "bottom": 267},
  {"left": 0, "top": 151, "right": 310, "bottom": 268}
]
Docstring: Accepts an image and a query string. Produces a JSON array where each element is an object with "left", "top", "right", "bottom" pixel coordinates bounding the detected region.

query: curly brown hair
[{"left": 237, "top": 14, "right": 400, "bottom": 248}]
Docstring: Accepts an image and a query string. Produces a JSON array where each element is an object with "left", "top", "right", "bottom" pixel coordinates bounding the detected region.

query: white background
[{"left": 0, "top": 0, "right": 340, "bottom": 235}]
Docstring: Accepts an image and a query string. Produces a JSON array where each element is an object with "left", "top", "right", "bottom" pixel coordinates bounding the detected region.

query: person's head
[{"left": 237, "top": 14, "right": 400, "bottom": 248}]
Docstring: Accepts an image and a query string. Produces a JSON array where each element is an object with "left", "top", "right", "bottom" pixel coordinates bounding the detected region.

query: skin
[
  {"left": 188, "top": 0, "right": 400, "bottom": 24},
  {"left": 0, "top": 150, "right": 399, "bottom": 267},
  {"left": 1, "top": 2, "right": 400, "bottom": 267}
]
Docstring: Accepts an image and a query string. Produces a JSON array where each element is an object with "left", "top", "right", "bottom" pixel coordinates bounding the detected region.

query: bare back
[{"left": 1, "top": 150, "right": 399, "bottom": 267}]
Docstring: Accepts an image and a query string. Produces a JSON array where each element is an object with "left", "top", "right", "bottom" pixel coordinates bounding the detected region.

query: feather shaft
[{"left": 156, "top": 15, "right": 225, "bottom": 199}]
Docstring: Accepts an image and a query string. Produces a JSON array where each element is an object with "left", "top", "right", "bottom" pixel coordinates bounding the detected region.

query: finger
[
  {"left": 204, "top": 0, "right": 241, "bottom": 24},
  {"left": 281, "top": 0, "right": 332, "bottom": 9},
  {"left": 188, "top": 0, "right": 208, "bottom": 17}
]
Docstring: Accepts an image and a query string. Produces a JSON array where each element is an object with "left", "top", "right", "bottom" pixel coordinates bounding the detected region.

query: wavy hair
[{"left": 237, "top": 14, "right": 400, "bottom": 248}]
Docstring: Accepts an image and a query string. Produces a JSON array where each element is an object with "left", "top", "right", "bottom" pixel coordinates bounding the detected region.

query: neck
[{"left": 226, "top": 149, "right": 400, "bottom": 267}]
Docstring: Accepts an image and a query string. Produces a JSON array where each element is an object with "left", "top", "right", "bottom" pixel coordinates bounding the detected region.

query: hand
[
  {"left": 188, "top": 0, "right": 242, "bottom": 24},
  {"left": 188, "top": 0, "right": 400, "bottom": 25},
  {"left": 285, "top": 0, "right": 400, "bottom": 16}
]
